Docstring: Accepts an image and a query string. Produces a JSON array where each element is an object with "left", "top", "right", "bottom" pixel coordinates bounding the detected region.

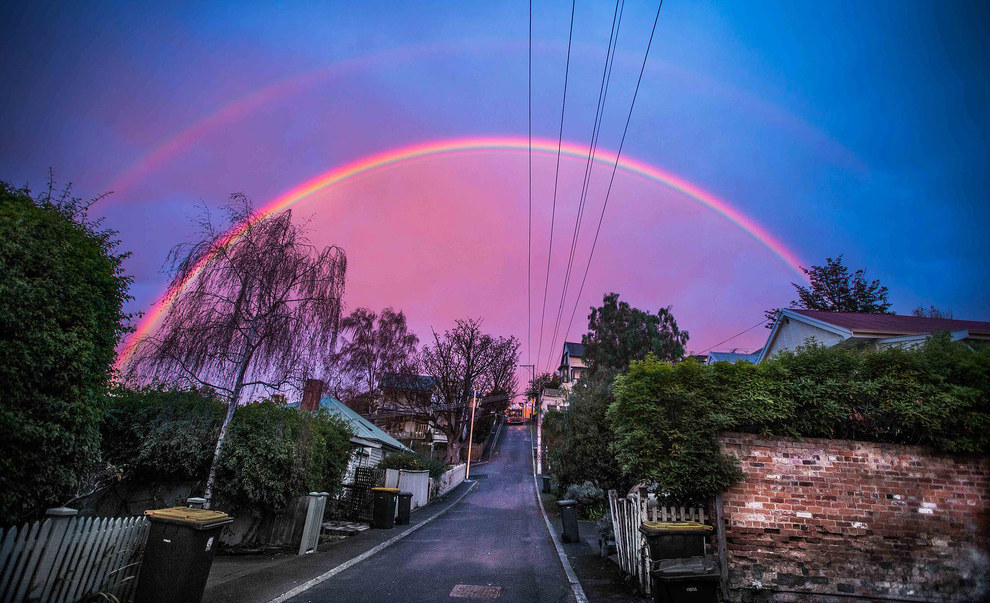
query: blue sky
[{"left": 1, "top": 1, "right": 987, "bottom": 360}]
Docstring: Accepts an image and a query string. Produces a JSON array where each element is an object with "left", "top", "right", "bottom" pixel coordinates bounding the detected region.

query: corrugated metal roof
[
  {"left": 288, "top": 396, "right": 410, "bottom": 452},
  {"left": 707, "top": 350, "right": 762, "bottom": 364},
  {"left": 789, "top": 309, "right": 990, "bottom": 335}
]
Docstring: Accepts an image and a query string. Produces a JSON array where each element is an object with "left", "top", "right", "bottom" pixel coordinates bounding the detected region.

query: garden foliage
[
  {"left": 609, "top": 334, "right": 990, "bottom": 504},
  {"left": 377, "top": 451, "right": 448, "bottom": 479},
  {"left": 0, "top": 183, "right": 132, "bottom": 523},
  {"left": 544, "top": 373, "right": 633, "bottom": 495},
  {"left": 213, "top": 401, "right": 353, "bottom": 515},
  {"left": 102, "top": 390, "right": 353, "bottom": 515},
  {"left": 101, "top": 386, "right": 226, "bottom": 483}
]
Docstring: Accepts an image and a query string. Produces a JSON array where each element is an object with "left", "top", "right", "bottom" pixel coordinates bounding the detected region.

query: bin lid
[
  {"left": 398, "top": 491, "right": 413, "bottom": 497},
  {"left": 371, "top": 487, "right": 400, "bottom": 492},
  {"left": 640, "top": 521, "right": 713, "bottom": 535},
  {"left": 556, "top": 499, "right": 578, "bottom": 507},
  {"left": 652, "top": 557, "right": 719, "bottom": 578},
  {"left": 144, "top": 507, "right": 232, "bottom": 529}
]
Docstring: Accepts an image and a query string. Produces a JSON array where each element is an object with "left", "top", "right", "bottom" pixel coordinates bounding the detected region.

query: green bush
[
  {"left": 0, "top": 183, "right": 132, "bottom": 523},
  {"left": 101, "top": 386, "right": 226, "bottom": 483},
  {"left": 609, "top": 335, "right": 990, "bottom": 504},
  {"left": 211, "top": 401, "right": 353, "bottom": 515},
  {"left": 378, "top": 451, "right": 447, "bottom": 479},
  {"left": 543, "top": 373, "right": 635, "bottom": 495},
  {"left": 563, "top": 481, "right": 608, "bottom": 520}
]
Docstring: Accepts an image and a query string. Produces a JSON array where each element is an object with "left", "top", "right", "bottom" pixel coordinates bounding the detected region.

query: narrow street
[{"left": 289, "top": 425, "right": 574, "bottom": 602}]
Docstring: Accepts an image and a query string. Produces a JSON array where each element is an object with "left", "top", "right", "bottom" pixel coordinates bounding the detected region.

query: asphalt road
[{"left": 289, "top": 424, "right": 573, "bottom": 602}]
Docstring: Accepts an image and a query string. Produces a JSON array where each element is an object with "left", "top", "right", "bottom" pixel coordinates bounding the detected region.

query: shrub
[
  {"left": 564, "top": 481, "right": 608, "bottom": 520},
  {"left": 212, "top": 401, "right": 353, "bottom": 515},
  {"left": 609, "top": 336, "right": 990, "bottom": 504},
  {"left": 101, "top": 386, "right": 226, "bottom": 484},
  {"left": 0, "top": 183, "right": 132, "bottom": 523},
  {"left": 378, "top": 452, "right": 447, "bottom": 479}
]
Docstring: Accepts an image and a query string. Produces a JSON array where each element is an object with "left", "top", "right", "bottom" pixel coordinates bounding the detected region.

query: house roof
[
  {"left": 563, "top": 341, "right": 585, "bottom": 358},
  {"left": 789, "top": 309, "right": 990, "bottom": 336},
  {"left": 288, "top": 396, "right": 411, "bottom": 452},
  {"left": 379, "top": 373, "right": 437, "bottom": 391},
  {"left": 708, "top": 349, "right": 763, "bottom": 364}
]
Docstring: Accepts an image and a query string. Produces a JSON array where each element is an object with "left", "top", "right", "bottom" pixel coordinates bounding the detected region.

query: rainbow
[{"left": 116, "top": 136, "right": 806, "bottom": 368}]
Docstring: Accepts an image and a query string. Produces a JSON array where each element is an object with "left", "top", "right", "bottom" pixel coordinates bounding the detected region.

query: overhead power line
[
  {"left": 527, "top": 0, "right": 533, "bottom": 366},
  {"left": 699, "top": 319, "right": 769, "bottom": 355},
  {"left": 545, "top": 0, "right": 624, "bottom": 371},
  {"left": 561, "top": 0, "right": 665, "bottom": 348},
  {"left": 536, "top": 0, "right": 576, "bottom": 370}
]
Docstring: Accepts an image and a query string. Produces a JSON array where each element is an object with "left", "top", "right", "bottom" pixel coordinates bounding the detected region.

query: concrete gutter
[{"left": 532, "top": 445, "right": 588, "bottom": 603}]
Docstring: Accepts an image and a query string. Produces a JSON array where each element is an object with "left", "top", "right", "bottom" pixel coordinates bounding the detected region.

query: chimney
[{"left": 300, "top": 379, "right": 325, "bottom": 412}]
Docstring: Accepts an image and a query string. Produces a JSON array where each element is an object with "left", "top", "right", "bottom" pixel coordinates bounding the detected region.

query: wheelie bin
[
  {"left": 556, "top": 499, "right": 580, "bottom": 543},
  {"left": 134, "top": 507, "right": 232, "bottom": 603},
  {"left": 639, "top": 521, "right": 713, "bottom": 560},
  {"left": 650, "top": 557, "right": 719, "bottom": 603},
  {"left": 396, "top": 492, "right": 413, "bottom": 525},
  {"left": 371, "top": 487, "right": 399, "bottom": 529}
]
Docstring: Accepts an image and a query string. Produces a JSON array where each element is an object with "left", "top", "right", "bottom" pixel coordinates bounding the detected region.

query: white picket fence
[
  {"left": 0, "top": 507, "right": 149, "bottom": 603},
  {"left": 608, "top": 488, "right": 707, "bottom": 596}
]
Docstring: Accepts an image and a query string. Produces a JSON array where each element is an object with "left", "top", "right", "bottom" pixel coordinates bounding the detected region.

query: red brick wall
[{"left": 718, "top": 432, "right": 989, "bottom": 602}]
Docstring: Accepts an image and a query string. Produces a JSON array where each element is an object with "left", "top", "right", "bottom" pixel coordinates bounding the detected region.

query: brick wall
[{"left": 718, "top": 432, "right": 989, "bottom": 602}]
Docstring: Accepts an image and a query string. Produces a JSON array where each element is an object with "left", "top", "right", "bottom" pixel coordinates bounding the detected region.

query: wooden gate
[{"left": 607, "top": 487, "right": 708, "bottom": 596}]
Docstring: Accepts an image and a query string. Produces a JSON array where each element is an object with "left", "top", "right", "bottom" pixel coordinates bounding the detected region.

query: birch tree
[{"left": 126, "top": 195, "right": 346, "bottom": 503}]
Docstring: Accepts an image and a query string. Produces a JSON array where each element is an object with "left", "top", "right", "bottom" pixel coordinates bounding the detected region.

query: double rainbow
[{"left": 116, "top": 136, "right": 805, "bottom": 368}]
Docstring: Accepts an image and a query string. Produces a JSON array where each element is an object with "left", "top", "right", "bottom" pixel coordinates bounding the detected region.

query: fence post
[
  {"left": 26, "top": 507, "right": 78, "bottom": 599},
  {"left": 715, "top": 493, "right": 729, "bottom": 599}
]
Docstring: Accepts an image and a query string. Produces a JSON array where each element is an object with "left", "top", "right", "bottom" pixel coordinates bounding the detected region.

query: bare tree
[
  {"left": 337, "top": 307, "right": 418, "bottom": 411},
  {"left": 126, "top": 195, "right": 346, "bottom": 503},
  {"left": 418, "top": 318, "right": 519, "bottom": 464}
]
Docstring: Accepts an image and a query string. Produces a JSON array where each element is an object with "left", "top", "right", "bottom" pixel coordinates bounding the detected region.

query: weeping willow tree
[{"left": 126, "top": 194, "right": 346, "bottom": 503}]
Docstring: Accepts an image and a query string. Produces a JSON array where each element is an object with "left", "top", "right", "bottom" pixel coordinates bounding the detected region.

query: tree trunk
[
  {"left": 202, "top": 341, "right": 253, "bottom": 507},
  {"left": 445, "top": 439, "right": 464, "bottom": 465}
]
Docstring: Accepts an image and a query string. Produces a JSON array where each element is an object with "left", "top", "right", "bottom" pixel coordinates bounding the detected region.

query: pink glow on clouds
[{"left": 117, "top": 139, "right": 801, "bottom": 371}]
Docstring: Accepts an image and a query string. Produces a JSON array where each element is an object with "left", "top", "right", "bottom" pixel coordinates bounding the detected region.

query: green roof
[{"left": 317, "top": 395, "right": 411, "bottom": 452}]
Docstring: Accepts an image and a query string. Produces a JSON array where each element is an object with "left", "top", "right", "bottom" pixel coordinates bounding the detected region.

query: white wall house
[{"left": 759, "top": 309, "right": 990, "bottom": 362}]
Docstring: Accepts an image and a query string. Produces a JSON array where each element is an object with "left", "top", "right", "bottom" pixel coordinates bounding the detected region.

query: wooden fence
[
  {"left": 608, "top": 487, "right": 708, "bottom": 596},
  {"left": 0, "top": 507, "right": 149, "bottom": 603}
]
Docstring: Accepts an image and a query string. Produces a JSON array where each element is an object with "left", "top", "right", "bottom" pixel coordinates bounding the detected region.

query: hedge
[
  {"left": 102, "top": 389, "right": 353, "bottom": 515},
  {"left": 609, "top": 334, "right": 990, "bottom": 504}
]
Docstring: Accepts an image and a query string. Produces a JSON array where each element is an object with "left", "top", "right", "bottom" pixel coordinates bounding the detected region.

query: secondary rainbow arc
[{"left": 116, "top": 136, "right": 806, "bottom": 368}]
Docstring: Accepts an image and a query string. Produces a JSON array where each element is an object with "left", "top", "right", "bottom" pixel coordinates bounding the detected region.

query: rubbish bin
[
  {"left": 134, "top": 507, "right": 233, "bottom": 603},
  {"left": 371, "top": 487, "right": 399, "bottom": 529},
  {"left": 556, "top": 499, "right": 580, "bottom": 543},
  {"left": 639, "top": 521, "right": 713, "bottom": 561},
  {"left": 650, "top": 557, "right": 719, "bottom": 603},
  {"left": 541, "top": 475, "right": 552, "bottom": 493},
  {"left": 396, "top": 491, "right": 413, "bottom": 525}
]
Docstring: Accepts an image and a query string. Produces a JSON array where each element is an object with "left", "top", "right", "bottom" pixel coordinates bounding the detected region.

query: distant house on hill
[
  {"left": 291, "top": 379, "right": 411, "bottom": 482},
  {"left": 373, "top": 373, "right": 448, "bottom": 454},
  {"left": 557, "top": 341, "right": 587, "bottom": 388},
  {"left": 759, "top": 309, "right": 990, "bottom": 362}
]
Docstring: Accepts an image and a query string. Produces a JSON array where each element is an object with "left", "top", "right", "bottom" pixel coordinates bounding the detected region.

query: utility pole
[{"left": 465, "top": 387, "right": 478, "bottom": 480}]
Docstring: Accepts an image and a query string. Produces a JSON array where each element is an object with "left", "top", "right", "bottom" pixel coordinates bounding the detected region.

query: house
[
  {"left": 291, "top": 379, "right": 411, "bottom": 483},
  {"left": 759, "top": 309, "right": 990, "bottom": 362},
  {"left": 372, "top": 373, "right": 448, "bottom": 454},
  {"left": 706, "top": 349, "right": 763, "bottom": 365},
  {"left": 541, "top": 387, "right": 568, "bottom": 413},
  {"left": 557, "top": 341, "right": 587, "bottom": 389}
]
